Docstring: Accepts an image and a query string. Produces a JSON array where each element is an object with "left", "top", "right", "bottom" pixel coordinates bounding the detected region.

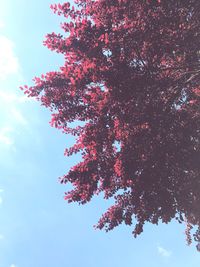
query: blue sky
[{"left": 0, "top": 1, "right": 200, "bottom": 267}]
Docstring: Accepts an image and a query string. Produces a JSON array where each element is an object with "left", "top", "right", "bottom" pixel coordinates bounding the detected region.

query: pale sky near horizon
[{"left": 0, "top": 1, "right": 200, "bottom": 267}]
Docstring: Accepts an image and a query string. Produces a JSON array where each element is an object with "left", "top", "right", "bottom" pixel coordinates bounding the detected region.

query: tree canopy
[{"left": 22, "top": 0, "right": 200, "bottom": 249}]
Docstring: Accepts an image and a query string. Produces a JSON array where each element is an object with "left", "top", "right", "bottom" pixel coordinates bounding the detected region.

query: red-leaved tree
[{"left": 21, "top": 0, "right": 200, "bottom": 249}]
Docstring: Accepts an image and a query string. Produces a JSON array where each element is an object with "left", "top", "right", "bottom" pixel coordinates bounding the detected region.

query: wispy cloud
[
  {"left": 10, "top": 264, "right": 17, "bottom": 267},
  {"left": 0, "top": 90, "right": 15, "bottom": 102},
  {"left": 0, "top": 127, "right": 14, "bottom": 146},
  {"left": 0, "top": 234, "right": 4, "bottom": 239},
  {"left": 0, "top": 189, "right": 4, "bottom": 207},
  {"left": 0, "top": 34, "right": 29, "bottom": 148},
  {"left": 157, "top": 245, "right": 172, "bottom": 258},
  {"left": 0, "top": 90, "right": 28, "bottom": 128},
  {"left": 0, "top": 35, "right": 20, "bottom": 80},
  {"left": 11, "top": 108, "right": 27, "bottom": 125},
  {"left": 0, "top": 20, "right": 4, "bottom": 29},
  {"left": 0, "top": 90, "right": 28, "bottom": 104}
]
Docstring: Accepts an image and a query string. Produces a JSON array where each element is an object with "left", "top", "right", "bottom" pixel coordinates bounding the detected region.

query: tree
[{"left": 22, "top": 0, "right": 200, "bottom": 249}]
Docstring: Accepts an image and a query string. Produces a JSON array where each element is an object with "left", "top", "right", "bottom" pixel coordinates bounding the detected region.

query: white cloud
[
  {"left": 0, "top": 196, "right": 3, "bottom": 205},
  {"left": 0, "top": 234, "right": 4, "bottom": 239},
  {"left": 0, "top": 188, "right": 4, "bottom": 193},
  {"left": 0, "top": 20, "right": 4, "bottom": 29},
  {"left": 0, "top": 91, "right": 16, "bottom": 103},
  {"left": 0, "top": 90, "right": 28, "bottom": 148},
  {"left": 0, "top": 33, "right": 39, "bottom": 152},
  {"left": 157, "top": 245, "right": 172, "bottom": 257},
  {"left": 0, "top": 127, "right": 14, "bottom": 146},
  {"left": 0, "top": 90, "right": 27, "bottom": 104},
  {"left": 0, "top": 33, "right": 31, "bottom": 149},
  {"left": 0, "top": 90, "right": 28, "bottom": 129},
  {"left": 11, "top": 108, "right": 27, "bottom": 125},
  {"left": 0, "top": 35, "right": 20, "bottom": 80},
  {"left": 10, "top": 264, "right": 17, "bottom": 267}
]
